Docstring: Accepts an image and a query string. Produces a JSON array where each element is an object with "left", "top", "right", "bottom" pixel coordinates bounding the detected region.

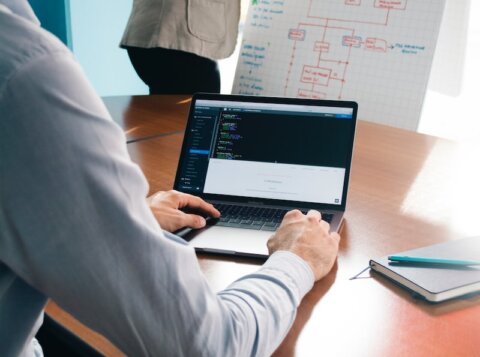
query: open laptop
[{"left": 173, "top": 93, "right": 357, "bottom": 258}]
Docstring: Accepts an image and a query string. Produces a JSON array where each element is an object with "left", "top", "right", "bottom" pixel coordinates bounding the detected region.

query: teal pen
[{"left": 388, "top": 255, "right": 480, "bottom": 266}]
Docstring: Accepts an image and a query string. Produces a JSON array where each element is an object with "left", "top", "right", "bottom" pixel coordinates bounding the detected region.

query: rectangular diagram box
[
  {"left": 300, "top": 66, "right": 331, "bottom": 86},
  {"left": 342, "top": 36, "right": 362, "bottom": 48},
  {"left": 365, "top": 37, "right": 387, "bottom": 52},
  {"left": 314, "top": 41, "right": 330, "bottom": 52},
  {"left": 298, "top": 89, "right": 326, "bottom": 99},
  {"left": 374, "top": 0, "right": 407, "bottom": 10},
  {"left": 288, "top": 29, "right": 306, "bottom": 41}
]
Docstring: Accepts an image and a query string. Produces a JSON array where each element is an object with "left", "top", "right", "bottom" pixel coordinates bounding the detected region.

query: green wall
[{"left": 28, "top": 0, "right": 72, "bottom": 48}]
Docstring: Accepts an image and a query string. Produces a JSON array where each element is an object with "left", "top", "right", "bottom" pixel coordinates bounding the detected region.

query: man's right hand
[
  {"left": 267, "top": 210, "right": 340, "bottom": 281},
  {"left": 147, "top": 190, "right": 220, "bottom": 233}
]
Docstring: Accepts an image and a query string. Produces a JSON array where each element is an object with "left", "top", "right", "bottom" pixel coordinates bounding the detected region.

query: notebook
[
  {"left": 173, "top": 93, "right": 358, "bottom": 258},
  {"left": 370, "top": 237, "right": 480, "bottom": 302}
]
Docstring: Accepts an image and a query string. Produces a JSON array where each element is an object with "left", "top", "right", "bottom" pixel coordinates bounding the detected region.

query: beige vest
[{"left": 120, "top": 0, "right": 240, "bottom": 60}]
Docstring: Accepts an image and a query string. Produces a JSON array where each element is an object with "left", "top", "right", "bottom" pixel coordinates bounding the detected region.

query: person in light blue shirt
[{"left": 0, "top": 1, "right": 340, "bottom": 356}]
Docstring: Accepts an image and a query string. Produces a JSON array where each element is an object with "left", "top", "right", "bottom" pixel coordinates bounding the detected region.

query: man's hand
[
  {"left": 147, "top": 190, "right": 220, "bottom": 233},
  {"left": 267, "top": 210, "right": 340, "bottom": 281}
]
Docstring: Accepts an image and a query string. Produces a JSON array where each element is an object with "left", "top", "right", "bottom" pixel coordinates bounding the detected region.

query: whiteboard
[{"left": 232, "top": 0, "right": 446, "bottom": 130}]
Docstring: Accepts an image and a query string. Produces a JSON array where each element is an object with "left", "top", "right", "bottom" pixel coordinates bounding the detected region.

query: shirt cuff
[
  {"left": 263, "top": 250, "right": 315, "bottom": 300},
  {"left": 162, "top": 230, "right": 189, "bottom": 246}
]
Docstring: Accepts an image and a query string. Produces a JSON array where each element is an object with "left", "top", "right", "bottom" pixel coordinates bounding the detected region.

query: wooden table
[
  {"left": 46, "top": 95, "right": 480, "bottom": 356},
  {"left": 102, "top": 95, "right": 191, "bottom": 142}
]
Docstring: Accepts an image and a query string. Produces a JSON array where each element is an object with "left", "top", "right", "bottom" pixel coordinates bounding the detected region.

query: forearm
[{"left": 212, "top": 251, "right": 314, "bottom": 357}]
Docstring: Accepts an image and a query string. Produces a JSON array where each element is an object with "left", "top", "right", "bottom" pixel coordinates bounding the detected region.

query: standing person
[
  {"left": 1, "top": 1, "right": 341, "bottom": 356},
  {"left": 120, "top": 0, "right": 241, "bottom": 94}
]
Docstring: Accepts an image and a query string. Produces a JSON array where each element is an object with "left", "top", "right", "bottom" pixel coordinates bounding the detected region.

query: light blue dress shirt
[{"left": 0, "top": 1, "right": 315, "bottom": 356}]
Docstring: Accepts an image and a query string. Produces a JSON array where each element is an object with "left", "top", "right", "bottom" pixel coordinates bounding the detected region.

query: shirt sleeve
[{"left": 0, "top": 51, "right": 314, "bottom": 356}]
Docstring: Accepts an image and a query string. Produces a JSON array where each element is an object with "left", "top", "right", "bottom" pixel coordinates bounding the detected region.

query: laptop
[{"left": 173, "top": 93, "right": 357, "bottom": 258}]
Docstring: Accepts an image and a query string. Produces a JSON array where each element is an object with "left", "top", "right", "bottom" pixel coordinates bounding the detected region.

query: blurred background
[{"left": 28, "top": 0, "right": 478, "bottom": 141}]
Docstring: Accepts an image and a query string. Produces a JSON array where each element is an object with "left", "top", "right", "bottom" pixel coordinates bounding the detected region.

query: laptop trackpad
[{"left": 188, "top": 226, "right": 272, "bottom": 257}]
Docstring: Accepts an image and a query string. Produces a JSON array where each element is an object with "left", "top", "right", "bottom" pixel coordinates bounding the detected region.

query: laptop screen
[{"left": 175, "top": 94, "right": 357, "bottom": 208}]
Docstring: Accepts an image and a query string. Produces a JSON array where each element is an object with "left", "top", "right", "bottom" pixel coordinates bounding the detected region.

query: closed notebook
[{"left": 370, "top": 237, "right": 480, "bottom": 302}]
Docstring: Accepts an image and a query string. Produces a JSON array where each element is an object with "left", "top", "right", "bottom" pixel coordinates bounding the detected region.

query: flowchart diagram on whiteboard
[{"left": 232, "top": 0, "right": 446, "bottom": 130}]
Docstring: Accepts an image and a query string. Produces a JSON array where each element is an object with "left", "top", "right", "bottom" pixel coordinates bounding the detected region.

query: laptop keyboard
[{"left": 212, "top": 204, "right": 333, "bottom": 231}]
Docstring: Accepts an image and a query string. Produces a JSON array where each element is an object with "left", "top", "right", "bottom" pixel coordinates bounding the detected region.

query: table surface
[
  {"left": 102, "top": 95, "right": 191, "bottom": 142},
  {"left": 47, "top": 95, "right": 480, "bottom": 357}
]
